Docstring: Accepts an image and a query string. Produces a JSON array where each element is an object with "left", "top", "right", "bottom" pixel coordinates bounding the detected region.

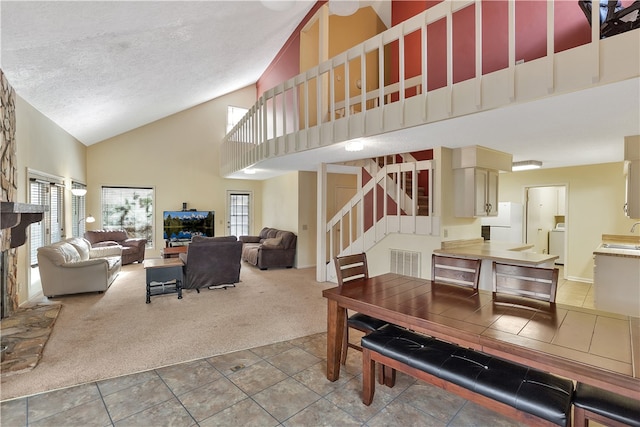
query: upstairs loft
[{"left": 220, "top": 0, "right": 640, "bottom": 180}]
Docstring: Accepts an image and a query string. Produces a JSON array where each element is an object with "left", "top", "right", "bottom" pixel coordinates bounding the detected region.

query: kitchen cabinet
[
  {"left": 624, "top": 159, "right": 640, "bottom": 219},
  {"left": 454, "top": 167, "right": 498, "bottom": 217}
]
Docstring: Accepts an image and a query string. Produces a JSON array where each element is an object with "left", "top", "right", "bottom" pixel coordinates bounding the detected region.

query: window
[
  {"left": 101, "top": 186, "right": 154, "bottom": 247},
  {"left": 71, "top": 182, "right": 87, "bottom": 237},
  {"left": 29, "top": 173, "right": 64, "bottom": 266},
  {"left": 227, "top": 106, "right": 248, "bottom": 133},
  {"left": 228, "top": 192, "right": 251, "bottom": 237}
]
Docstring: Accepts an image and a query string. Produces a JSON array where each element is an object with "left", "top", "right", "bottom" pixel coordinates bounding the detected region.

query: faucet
[{"left": 631, "top": 222, "right": 640, "bottom": 233}]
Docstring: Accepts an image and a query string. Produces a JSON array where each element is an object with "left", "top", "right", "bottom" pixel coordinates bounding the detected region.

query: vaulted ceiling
[{"left": 2, "top": 1, "right": 639, "bottom": 176}]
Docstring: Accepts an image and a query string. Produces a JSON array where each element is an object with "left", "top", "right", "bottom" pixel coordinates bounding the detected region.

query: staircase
[{"left": 324, "top": 155, "right": 435, "bottom": 281}]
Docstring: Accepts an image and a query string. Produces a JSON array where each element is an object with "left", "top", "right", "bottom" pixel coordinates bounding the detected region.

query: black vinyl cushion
[
  {"left": 347, "top": 313, "right": 388, "bottom": 332},
  {"left": 574, "top": 382, "right": 640, "bottom": 427},
  {"left": 362, "top": 325, "right": 574, "bottom": 426}
]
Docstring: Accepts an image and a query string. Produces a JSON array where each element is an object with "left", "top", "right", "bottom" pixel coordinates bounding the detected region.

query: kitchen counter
[
  {"left": 593, "top": 234, "right": 640, "bottom": 317},
  {"left": 435, "top": 238, "right": 558, "bottom": 291},
  {"left": 593, "top": 234, "right": 640, "bottom": 258},
  {"left": 435, "top": 239, "right": 559, "bottom": 266}
]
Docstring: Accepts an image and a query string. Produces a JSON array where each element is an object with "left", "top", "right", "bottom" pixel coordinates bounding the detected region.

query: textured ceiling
[
  {"left": 1, "top": 1, "right": 639, "bottom": 179},
  {"left": 1, "top": 0, "right": 316, "bottom": 145}
]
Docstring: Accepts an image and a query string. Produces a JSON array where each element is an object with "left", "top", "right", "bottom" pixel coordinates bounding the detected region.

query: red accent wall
[
  {"left": 256, "top": 1, "right": 327, "bottom": 97},
  {"left": 258, "top": 0, "right": 608, "bottom": 98},
  {"left": 388, "top": 0, "right": 596, "bottom": 91}
]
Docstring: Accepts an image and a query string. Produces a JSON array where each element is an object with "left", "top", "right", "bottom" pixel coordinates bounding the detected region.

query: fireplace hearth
[{"left": 1, "top": 202, "right": 47, "bottom": 319}]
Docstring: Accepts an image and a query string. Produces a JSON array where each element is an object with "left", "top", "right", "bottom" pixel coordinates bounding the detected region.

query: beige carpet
[{"left": 0, "top": 263, "right": 333, "bottom": 401}]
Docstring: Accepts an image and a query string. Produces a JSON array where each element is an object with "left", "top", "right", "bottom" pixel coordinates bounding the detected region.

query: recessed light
[
  {"left": 345, "top": 140, "right": 364, "bottom": 152},
  {"left": 512, "top": 160, "right": 542, "bottom": 171}
]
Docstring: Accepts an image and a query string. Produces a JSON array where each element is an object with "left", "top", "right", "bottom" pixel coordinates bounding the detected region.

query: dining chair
[
  {"left": 492, "top": 262, "right": 559, "bottom": 302},
  {"left": 431, "top": 254, "right": 481, "bottom": 289},
  {"left": 334, "top": 253, "right": 388, "bottom": 365}
]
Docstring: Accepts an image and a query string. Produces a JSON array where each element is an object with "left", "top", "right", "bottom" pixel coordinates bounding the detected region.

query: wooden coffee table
[{"left": 143, "top": 258, "right": 183, "bottom": 303}]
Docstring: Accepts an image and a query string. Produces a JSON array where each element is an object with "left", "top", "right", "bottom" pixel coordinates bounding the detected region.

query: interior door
[{"left": 525, "top": 187, "right": 557, "bottom": 254}]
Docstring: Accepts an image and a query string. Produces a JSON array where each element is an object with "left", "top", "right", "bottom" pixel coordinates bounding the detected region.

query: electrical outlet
[{"left": 443, "top": 229, "right": 449, "bottom": 238}]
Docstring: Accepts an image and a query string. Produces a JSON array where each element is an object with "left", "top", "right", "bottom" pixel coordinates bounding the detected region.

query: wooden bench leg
[
  {"left": 362, "top": 347, "right": 376, "bottom": 405},
  {"left": 573, "top": 406, "right": 587, "bottom": 427},
  {"left": 383, "top": 365, "right": 396, "bottom": 387}
]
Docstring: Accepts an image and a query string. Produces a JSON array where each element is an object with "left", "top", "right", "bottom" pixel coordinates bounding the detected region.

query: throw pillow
[{"left": 262, "top": 237, "right": 283, "bottom": 249}]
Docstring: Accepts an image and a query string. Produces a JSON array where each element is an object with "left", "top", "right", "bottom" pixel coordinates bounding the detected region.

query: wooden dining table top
[{"left": 322, "top": 273, "right": 640, "bottom": 400}]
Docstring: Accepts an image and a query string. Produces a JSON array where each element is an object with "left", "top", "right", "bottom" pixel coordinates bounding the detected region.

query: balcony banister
[{"left": 221, "top": 0, "right": 637, "bottom": 178}]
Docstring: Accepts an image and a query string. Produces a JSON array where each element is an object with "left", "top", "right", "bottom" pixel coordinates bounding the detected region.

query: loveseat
[
  {"left": 84, "top": 229, "right": 147, "bottom": 265},
  {"left": 179, "top": 235, "right": 243, "bottom": 291},
  {"left": 239, "top": 227, "right": 297, "bottom": 270},
  {"left": 37, "top": 237, "right": 122, "bottom": 297}
]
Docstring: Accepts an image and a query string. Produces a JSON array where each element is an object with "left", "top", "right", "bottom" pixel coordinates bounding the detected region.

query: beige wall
[
  {"left": 15, "top": 95, "right": 86, "bottom": 304},
  {"left": 260, "top": 171, "right": 313, "bottom": 268},
  {"left": 297, "top": 171, "right": 318, "bottom": 268},
  {"left": 87, "top": 85, "right": 262, "bottom": 258},
  {"left": 499, "top": 162, "right": 632, "bottom": 282}
]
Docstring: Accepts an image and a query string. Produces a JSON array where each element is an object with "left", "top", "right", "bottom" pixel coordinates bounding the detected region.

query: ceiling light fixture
[
  {"left": 329, "top": 0, "right": 359, "bottom": 16},
  {"left": 345, "top": 140, "right": 364, "bottom": 152},
  {"left": 71, "top": 188, "right": 87, "bottom": 196},
  {"left": 244, "top": 168, "right": 256, "bottom": 175},
  {"left": 512, "top": 160, "right": 543, "bottom": 171},
  {"left": 260, "top": 0, "right": 295, "bottom": 12}
]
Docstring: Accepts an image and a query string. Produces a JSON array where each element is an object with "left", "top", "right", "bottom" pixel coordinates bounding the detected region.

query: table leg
[{"left": 326, "top": 299, "right": 346, "bottom": 381}]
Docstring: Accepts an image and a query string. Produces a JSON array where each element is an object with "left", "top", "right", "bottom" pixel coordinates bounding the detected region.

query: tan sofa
[
  {"left": 84, "top": 229, "right": 146, "bottom": 265},
  {"left": 37, "top": 237, "right": 122, "bottom": 297}
]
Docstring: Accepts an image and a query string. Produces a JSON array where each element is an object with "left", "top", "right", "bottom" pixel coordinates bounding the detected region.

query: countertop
[
  {"left": 434, "top": 239, "right": 559, "bottom": 266},
  {"left": 593, "top": 234, "right": 640, "bottom": 259}
]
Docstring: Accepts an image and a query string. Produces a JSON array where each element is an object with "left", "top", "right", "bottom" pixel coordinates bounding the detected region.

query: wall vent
[{"left": 390, "top": 249, "right": 421, "bottom": 277}]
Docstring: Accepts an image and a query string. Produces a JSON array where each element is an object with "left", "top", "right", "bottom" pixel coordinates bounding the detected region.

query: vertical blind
[
  {"left": 71, "top": 182, "right": 87, "bottom": 237},
  {"left": 29, "top": 177, "right": 64, "bottom": 266}
]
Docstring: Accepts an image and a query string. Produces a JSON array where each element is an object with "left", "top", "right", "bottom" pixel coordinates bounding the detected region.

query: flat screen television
[{"left": 163, "top": 210, "right": 215, "bottom": 244}]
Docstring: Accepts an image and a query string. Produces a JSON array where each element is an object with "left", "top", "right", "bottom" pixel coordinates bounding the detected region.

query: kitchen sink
[{"left": 602, "top": 243, "right": 640, "bottom": 250}]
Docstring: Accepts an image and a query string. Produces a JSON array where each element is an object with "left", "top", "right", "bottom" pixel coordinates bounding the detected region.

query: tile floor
[{"left": 1, "top": 272, "right": 597, "bottom": 427}]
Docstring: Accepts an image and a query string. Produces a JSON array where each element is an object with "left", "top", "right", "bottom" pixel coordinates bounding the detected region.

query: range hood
[{"left": 1, "top": 202, "right": 47, "bottom": 248}]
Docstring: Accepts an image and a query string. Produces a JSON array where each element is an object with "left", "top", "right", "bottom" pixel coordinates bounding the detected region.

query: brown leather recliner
[
  {"left": 84, "top": 230, "right": 147, "bottom": 265},
  {"left": 179, "top": 235, "right": 242, "bottom": 291}
]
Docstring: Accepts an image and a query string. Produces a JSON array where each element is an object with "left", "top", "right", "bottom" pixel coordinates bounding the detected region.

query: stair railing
[{"left": 325, "top": 159, "right": 434, "bottom": 278}]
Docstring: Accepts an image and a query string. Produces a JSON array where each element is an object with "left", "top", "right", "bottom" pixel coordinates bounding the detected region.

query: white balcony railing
[{"left": 220, "top": 0, "right": 626, "bottom": 177}]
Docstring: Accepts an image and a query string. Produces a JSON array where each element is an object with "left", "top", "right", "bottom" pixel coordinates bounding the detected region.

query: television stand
[{"left": 161, "top": 246, "right": 187, "bottom": 258}]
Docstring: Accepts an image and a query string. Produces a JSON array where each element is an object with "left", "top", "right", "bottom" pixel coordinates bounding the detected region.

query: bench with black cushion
[
  {"left": 361, "top": 324, "right": 574, "bottom": 427},
  {"left": 573, "top": 382, "right": 640, "bottom": 427}
]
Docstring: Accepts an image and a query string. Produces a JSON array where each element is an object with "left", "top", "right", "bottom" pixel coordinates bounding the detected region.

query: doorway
[
  {"left": 524, "top": 185, "right": 567, "bottom": 276},
  {"left": 227, "top": 191, "right": 252, "bottom": 237}
]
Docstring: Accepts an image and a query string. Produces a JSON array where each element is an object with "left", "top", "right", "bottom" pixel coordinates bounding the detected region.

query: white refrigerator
[{"left": 481, "top": 202, "right": 523, "bottom": 243}]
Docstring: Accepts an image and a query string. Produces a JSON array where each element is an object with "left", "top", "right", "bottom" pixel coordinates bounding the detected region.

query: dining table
[{"left": 322, "top": 273, "right": 640, "bottom": 400}]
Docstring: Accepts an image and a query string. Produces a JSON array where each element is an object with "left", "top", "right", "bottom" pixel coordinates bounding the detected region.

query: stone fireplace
[{"left": 1, "top": 69, "right": 45, "bottom": 319}]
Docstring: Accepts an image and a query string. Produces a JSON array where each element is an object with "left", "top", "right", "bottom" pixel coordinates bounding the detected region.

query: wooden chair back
[
  {"left": 431, "top": 254, "right": 481, "bottom": 290},
  {"left": 492, "top": 262, "right": 559, "bottom": 303},
  {"left": 334, "top": 253, "right": 369, "bottom": 287}
]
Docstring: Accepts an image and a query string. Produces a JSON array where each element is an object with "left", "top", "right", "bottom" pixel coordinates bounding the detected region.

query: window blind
[{"left": 101, "top": 186, "right": 154, "bottom": 246}]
